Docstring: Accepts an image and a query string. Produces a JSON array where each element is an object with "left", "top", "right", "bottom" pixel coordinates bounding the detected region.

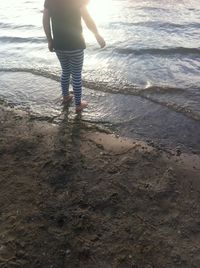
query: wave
[
  {"left": 0, "top": 36, "right": 46, "bottom": 44},
  {"left": 0, "top": 68, "right": 199, "bottom": 121},
  {"left": 129, "top": 6, "right": 168, "bottom": 12},
  {"left": 110, "top": 21, "right": 200, "bottom": 29},
  {"left": 0, "top": 22, "right": 36, "bottom": 29},
  {"left": 114, "top": 47, "right": 200, "bottom": 56}
]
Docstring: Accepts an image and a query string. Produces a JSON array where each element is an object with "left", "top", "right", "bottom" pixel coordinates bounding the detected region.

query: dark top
[{"left": 44, "top": 0, "right": 86, "bottom": 50}]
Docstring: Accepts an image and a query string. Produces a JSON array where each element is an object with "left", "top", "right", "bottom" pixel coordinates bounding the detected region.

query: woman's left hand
[{"left": 95, "top": 34, "right": 106, "bottom": 48}]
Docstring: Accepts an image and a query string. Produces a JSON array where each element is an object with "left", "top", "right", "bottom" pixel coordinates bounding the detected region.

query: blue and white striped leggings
[{"left": 56, "top": 49, "right": 84, "bottom": 106}]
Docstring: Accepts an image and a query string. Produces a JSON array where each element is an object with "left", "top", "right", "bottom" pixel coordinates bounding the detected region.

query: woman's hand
[
  {"left": 81, "top": 7, "right": 106, "bottom": 48},
  {"left": 95, "top": 34, "right": 106, "bottom": 48},
  {"left": 48, "top": 40, "right": 54, "bottom": 52}
]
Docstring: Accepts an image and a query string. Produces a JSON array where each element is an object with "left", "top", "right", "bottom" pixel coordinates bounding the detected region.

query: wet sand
[{"left": 0, "top": 104, "right": 200, "bottom": 268}]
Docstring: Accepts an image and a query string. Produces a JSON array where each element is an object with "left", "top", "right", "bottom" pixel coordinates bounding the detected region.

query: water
[{"left": 0, "top": 0, "right": 200, "bottom": 150}]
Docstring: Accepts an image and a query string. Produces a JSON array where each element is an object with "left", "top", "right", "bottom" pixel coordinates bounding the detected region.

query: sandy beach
[
  {"left": 0, "top": 103, "right": 200, "bottom": 268},
  {"left": 1, "top": 0, "right": 200, "bottom": 266}
]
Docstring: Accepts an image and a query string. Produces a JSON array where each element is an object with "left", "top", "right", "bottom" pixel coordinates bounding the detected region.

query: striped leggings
[{"left": 56, "top": 49, "right": 84, "bottom": 106}]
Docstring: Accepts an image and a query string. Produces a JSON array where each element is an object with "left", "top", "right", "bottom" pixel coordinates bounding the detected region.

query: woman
[{"left": 43, "top": 0, "right": 106, "bottom": 112}]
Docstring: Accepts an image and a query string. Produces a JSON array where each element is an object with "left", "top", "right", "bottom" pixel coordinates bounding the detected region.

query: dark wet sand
[{"left": 0, "top": 104, "right": 200, "bottom": 268}]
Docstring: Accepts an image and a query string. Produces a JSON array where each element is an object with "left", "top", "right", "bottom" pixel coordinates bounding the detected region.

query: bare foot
[
  {"left": 76, "top": 101, "right": 88, "bottom": 113},
  {"left": 62, "top": 95, "right": 73, "bottom": 105}
]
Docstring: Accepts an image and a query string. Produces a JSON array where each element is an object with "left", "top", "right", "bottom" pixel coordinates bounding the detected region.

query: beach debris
[
  {"left": 65, "top": 249, "right": 71, "bottom": 258},
  {"left": 176, "top": 148, "right": 182, "bottom": 156}
]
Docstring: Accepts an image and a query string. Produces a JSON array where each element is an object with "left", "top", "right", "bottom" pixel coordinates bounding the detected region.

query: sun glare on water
[
  {"left": 88, "top": 0, "right": 113, "bottom": 24},
  {"left": 83, "top": 0, "right": 113, "bottom": 41}
]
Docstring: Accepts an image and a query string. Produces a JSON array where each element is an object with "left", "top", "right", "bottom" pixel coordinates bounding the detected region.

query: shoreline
[
  {"left": 0, "top": 104, "right": 200, "bottom": 267},
  {"left": 1, "top": 70, "right": 200, "bottom": 155}
]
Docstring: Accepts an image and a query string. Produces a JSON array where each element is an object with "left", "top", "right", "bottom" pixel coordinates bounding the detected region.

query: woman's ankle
[
  {"left": 76, "top": 101, "right": 88, "bottom": 112},
  {"left": 62, "top": 94, "right": 73, "bottom": 104}
]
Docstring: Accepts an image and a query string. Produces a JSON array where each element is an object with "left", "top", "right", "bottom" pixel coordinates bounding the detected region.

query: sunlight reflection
[
  {"left": 88, "top": 0, "right": 113, "bottom": 23},
  {"left": 84, "top": 0, "right": 113, "bottom": 42}
]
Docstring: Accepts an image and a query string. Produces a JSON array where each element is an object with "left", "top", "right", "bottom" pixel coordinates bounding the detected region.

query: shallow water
[
  {"left": 1, "top": 71, "right": 200, "bottom": 152},
  {"left": 0, "top": 0, "right": 200, "bottom": 149}
]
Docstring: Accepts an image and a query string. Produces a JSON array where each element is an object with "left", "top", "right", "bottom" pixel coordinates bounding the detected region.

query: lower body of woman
[{"left": 56, "top": 49, "right": 87, "bottom": 112}]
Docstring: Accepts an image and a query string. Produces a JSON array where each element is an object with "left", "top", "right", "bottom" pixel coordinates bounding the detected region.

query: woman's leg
[
  {"left": 70, "top": 50, "right": 85, "bottom": 108},
  {"left": 56, "top": 51, "right": 71, "bottom": 98}
]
